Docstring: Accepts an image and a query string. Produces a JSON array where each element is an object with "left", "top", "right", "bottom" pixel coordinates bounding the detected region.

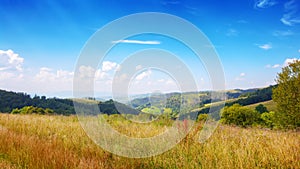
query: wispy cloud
[
  {"left": 272, "top": 64, "right": 281, "bottom": 68},
  {"left": 266, "top": 58, "right": 300, "bottom": 69},
  {"left": 258, "top": 43, "right": 272, "bottom": 50},
  {"left": 254, "top": 0, "right": 277, "bottom": 9},
  {"left": 265, "top": 64, "right": 281, "bottom": 68},
  {"left": 235, "top": 73, "right": 246, "bottom": 81},
  {"left": 272, "top": 30, "right": 294, "bottom": 36},
  {"left": 135, "top": 70, "right": 152, "bottom": 81},
  {"left": 226, "top": 29, "right": 239, "bottom": 36},
  {"left": 161, "top": 0, "right": 180, "bottom": 6},
  {"left": 112, "top": 40, "right": 161, "bottom": 45},
  {"left": 281, "top": 0, "right": 300, "bottom": 26},
  {"left": 184, "top": 5, "right": 201, "bottom": 16}
]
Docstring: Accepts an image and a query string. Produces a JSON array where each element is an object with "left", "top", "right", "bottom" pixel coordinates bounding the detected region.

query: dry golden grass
[
  {"left": 0, "top": 160, "right": 17, "bottom": 169},
  {"left": 0, "top": 113, "right": 299, "bottom": 169}
]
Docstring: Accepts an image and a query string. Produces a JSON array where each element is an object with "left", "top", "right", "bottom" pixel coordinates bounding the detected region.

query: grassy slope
[
  {"left": 191, "top": 97, "right": 240, "bottom": 113},
  {"left": 0, "top": 114, "right": 299, "bottom": 169},
  {"left": 246, "top": 100, "right": 277, "bottom": 112}
]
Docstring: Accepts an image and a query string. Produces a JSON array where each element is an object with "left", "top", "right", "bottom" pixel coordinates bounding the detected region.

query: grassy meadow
[
  {"left": 0, "top": 113, "right": 299, "bottom": 169},
  {"left": 246, "top": 100, "right": 277, "bottom": 112}
]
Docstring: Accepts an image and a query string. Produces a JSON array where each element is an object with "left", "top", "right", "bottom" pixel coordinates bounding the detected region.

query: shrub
[
  {"left": 197, "top": 114, "right": 208, "bottom": 122},
  {"left": 221, "top": 104, "right": 260, "bottom": 127},
  {"left": 260, "top": 111, "right": 275, "bottom": 128},
  {"left": 10, "top": 106, "right": 54, "bottom": 115},
  {"left": 255, "top": 104, "right": 268, "bottom": 114}
]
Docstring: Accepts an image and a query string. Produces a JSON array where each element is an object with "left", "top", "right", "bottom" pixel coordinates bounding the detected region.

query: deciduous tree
[{"left": 272, "top": 60, "right": 300, "bottom": 128}]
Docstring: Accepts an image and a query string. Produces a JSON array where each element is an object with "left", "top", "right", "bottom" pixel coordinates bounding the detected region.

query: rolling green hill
[
  {"left": 245, "top": 100, "right": 277, "bottom": 112},
  {"left": 0, "top": 85, "right": 276, "bottom": 116}
]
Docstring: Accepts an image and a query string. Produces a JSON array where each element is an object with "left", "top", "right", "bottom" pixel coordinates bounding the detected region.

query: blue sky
[{"left": 0, "top": 0, "right": 300, "bottom": 97}]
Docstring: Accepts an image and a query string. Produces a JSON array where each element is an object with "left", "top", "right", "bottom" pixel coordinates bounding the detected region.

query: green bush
[
  {"left": 255, "top": 104, "right": 268, "bottom": 113},
  {"left": 10, "top": 106, "right": 54, "bottom": 115},
  {"left": 221, "top": 104, "right": 261, "bottom": 127},
  {"left": 197, "top": 114, "right": 208, "bottom": 122},
  {"left": 11, "top": 108, "right": 20, "bottom": 114},
  {"left": 260, "top": 111, "right": 275, "bottom": 128}
]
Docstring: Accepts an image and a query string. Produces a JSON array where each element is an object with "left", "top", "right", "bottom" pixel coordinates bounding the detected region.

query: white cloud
[
  {"left": 95, "top": 69, "right": 107, "bottom": 80},
  {"left": 78, "top": 65, "right": 95, "bottom": 79},
  {"left": 281, "top": 15, "right": 300, "bottom": 26},
  {"left": 235, "top": 73, "right": 246, "bottom": 81},
  {"left": 281, "top": 0, "right": 300, "bottom": 26},
  {"left": 35, "top": 67, "right": 56, "bottom": 82},
  {"left": 166, "top": 79, "right": 176, "bottom": 85},
  {"left": 255, "top": 0, "right": 277, "bottom": 8},
  {"left": 57, "top": 69, "right": 74, "bottom": 79},
  {"left": 272, "top": 64, "right": 281, "bottom": 68},
  {"left": 157, "top": 79, "right": 165, "bottom": 83},
  {"left": 135, "top": 70, "right": 152, "bottom": 81},
  {"left": 266, "top": 64, "right": 281, "bottom": 68},
  {"left": 112, "top": 40, "right": 161, "bottom": 45},
  {"left": 40, "top": 67, "right": 52, "bottom": 72},
  {"left": 0, "top": 49, "right": 24, "bottom": 72},
  {"left": 298, "top": 49, "right": 300, "bottom": 53},
  {"left": 258, "top": 43, "right": 272, "bottom": 50},
  {"left": 102, "top": 61, "right": 118, "bottom": 72},
  {"left": 226, "top": 29, "right": 238, "bottom": 36},
  {"left": 35, "top": 67, "right": 73, "bottom": 82},
  {"left": 0, "top": 50, "right": 77, "bottom": 96},
  {"left": 0, "top": 72, "right": 15, "bottom": 80},
  {"left": 266, "top": 59, "right": 299, "bottom": 69},
  {"left": 0, "top": 67, "right": 10, "bottom": 71},
  {"left": 283, "top": 58, "right": 300, "bottom": 67},
  {"left": 272, "top": 30, "right": 294, "bottom": 36},
  {"left": 0, "top": 49, "right": 24, "bottom": 83}
]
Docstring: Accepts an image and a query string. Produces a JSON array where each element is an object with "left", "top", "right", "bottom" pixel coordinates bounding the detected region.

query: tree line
[
  {"left": 0, "top": 90, "right": 75, "bottom": 115},
  {"left": 220, "top": 60, "right": 300, "bottom": 129}
]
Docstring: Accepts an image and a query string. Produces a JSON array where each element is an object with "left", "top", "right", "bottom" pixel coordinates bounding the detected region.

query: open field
[
  {"left": 0, "top": 114, "right": 299, "bottom": 169},
  {"left": 246, "top": 100, "right": 277, "bottom": 112}
]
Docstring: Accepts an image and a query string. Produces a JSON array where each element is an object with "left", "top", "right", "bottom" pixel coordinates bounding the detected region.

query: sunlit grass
[
  {"left": 0, "top": 114, "right": 299, "bottom": 168},
  {"left": 246, "top": 100, "right": 277, "bottom": 112}
]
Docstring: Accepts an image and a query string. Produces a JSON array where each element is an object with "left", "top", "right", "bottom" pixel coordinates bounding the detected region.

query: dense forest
[
  {"left": 0, "top": 90, "right": 75, "bottom": 115},
  {"left": 0, "top": 90, "right": 138, "bottom": 115}
]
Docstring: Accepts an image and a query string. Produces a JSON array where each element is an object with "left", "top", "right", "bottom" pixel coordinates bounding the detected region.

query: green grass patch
[{"left": 246, "top": 100, "right": 277, "bottom": 112}]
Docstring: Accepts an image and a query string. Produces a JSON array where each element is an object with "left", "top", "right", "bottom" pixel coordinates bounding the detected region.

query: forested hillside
[
  {"left": 226, "top": 85, "right": 276, "bottom": 106},
  {"left": 0, "top": 89, "right": 75, "bottom": 115},
  {"left": 0, "top": 89, "right": 140, "bottom": 116},
  {"left": 0, "top": 85, "right": 275, "bottom": 116}
]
